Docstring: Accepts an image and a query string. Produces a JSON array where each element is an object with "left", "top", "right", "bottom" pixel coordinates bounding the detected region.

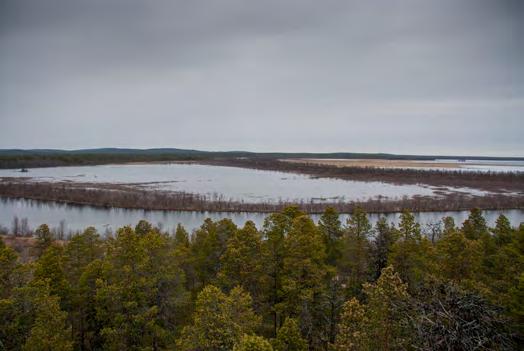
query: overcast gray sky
[{"left": 1, "top": 0, "right": 523, "bottom": 156}]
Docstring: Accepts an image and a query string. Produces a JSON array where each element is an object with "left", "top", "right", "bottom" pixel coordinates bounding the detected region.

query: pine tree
[
  {"left": 510, "top": 273, "right": 524, "bottom": 335},
  {"left": 220, "top": 221, "right": 265, "bottom": 301},
  {"left": 35, "top": 224, "right": 53, "bottom": 257},
  {"left": 371, "top": 217, "right": 398, "bottom": 280},
  {"left": 363, "top": 266, "right": 411, "bottom": 350},
  {"left": 282, "top": 216, "right": 328, "bottom": 319},
  {"left": 77, "top": 259, "right": 108, "bottom": 351},
  {"left": 22, "top": 283, "right": 73, "bottom": 351},
  {"left": 389, "top": 210, "right": 434, "bottom": 291},
  {"left": 318, "top": 207, "right": 343, "bottom": 265},
  {"left": 398, "top": 210, "right": 420, "bottom": 240},
  {"left": 462, "top": 208, "right": 488, "bottom": 240},
  {"left": 174, "top": 223, "right": 190, "bottom": 247},
  {"left": 272, "top": 318, "right": 307, "bottom": 351},
  {"left": 493, "top": 214, "right": 513, "bottom": 246},
  {"left": 191, "top": 218, "right": 237, "bottom": 290},
  {"left": 1, "top": 279, "right": 72, "bottom": 351},
  {"left": 435, "top": 228, "right": 482, "bottom": 283},
  {"left": 339, "top": 207, "right": 372, "bottom": 296},
  {"left": 332, "top": 298, "right": 366, "bottom": 351},
  {"left": 63, "top": 226, "right": 103, "bottom": 348},
  {"left": 280, "top": 215, "right": 331, "bottom": 347},
  {"left": 173, "top": 224, "right": 196, "bottom": 293},
  {"left": 178, "top": 285, "right": 260, "bottom": 350},
  {"left": 262, "top": 208, "right": 302, "bottom": 336},
  {"left": 481, "top": 230, "right": 523, "bottom": 309},
  {"left": 134, "top": 219, "right": 153, "bottom": 236},
  {"left": 0, "top": 237, "right": 19, "bottom": 299},
  {"left": 234, "top": 334, "right": 273, "bottom": 351},
  {"left": 442, "top": 216, "right": 456, "bottom": 235},
  {"left": 95, "top": 225, "right": 188, "bottom": 350},
  {"left": 33, "top": 245, "right": 70, "bottom": 309}
]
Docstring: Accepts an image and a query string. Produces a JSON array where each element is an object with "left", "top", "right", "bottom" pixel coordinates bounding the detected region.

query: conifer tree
[
  {"left": 174, "top": 223, "right": 190, "bottom": 247},
  {"left": 442, "top": 216, "right": 456, "bottom": 235},
  {"left": 262, "top": 208, "right": 303, "bottom": 336},
  {"left": 318, "top": 207, "right": 343, "bottom": 265},
  {"left": 363, "top": 266, "right": 411, "bottom": 350},
  {"left": 134, "top": 219, "right": 153, "bottom": 236},
  {"left": 272, "top": 318, "right": 307, "bottom": 351},
  {"left": 435, "top": 228, "right": 482, "bottom": 283},
  {"left": 33, "top": 245, "right": 70, "bottom": 309},
  {"left": 389, "top": 210, "right": 434, "bottom": 291},
  {"left": 234, "top": 334, "right": 273, "bottom": 351},
  {"left": 510, "top": 273, "right": 524, "bottom": 335},
  {"left": 178, "top": 285, "right": 260, "bottom": 350},
  {"left": 63, "top": 226, "right": 103, "bottom": 345},
  {"left": 191, "top": 218, "right": 237, "bottom": 289},
  {"left": 1, "top": 279, "right": 72, "bottom": 351},
  {"left": 35, "top": 224, "right": 53, "bottom": 256},
  {"left": 493, "top": 214, "right": 513, "bottom": 246},
  {"left": 0, "top": 237, "right": 19, "bottom": 298},
  {"left": 339, "top": 207, "right": 372, "bottom": 295},
  {"left": 332, "top": 297, "right": 366, "bottom": 351},
  {"left": 22, "top": 283, "right": 73, "bottom": 351},
  {"left": 371, "top": 217, "right": 398, "bottom": 279},
  {"left": 282, "top": 216, "right": 328, "bottom": 320},
  {"left": 220, "top": 221, "right": 265, "bottom": 300},
  {"left": 95, "top": 226, "right": 188, "bottom": 350},
  {"left": 462, "top": 208, "right": 488, "bottom": 240},
  {"left": 173, "top": 224, "right": 196, "bottom": 292}
]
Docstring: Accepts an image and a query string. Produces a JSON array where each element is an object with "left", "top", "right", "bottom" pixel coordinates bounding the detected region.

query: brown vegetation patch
[
  {"left": 202, "top": 158, "right": 524, "bottom": 193},
  {"left": 0, "top": 178, "right": 522, "bottom": 214},
  {"left": 284, "top": 158, "right": 463, "bottom": 169}
]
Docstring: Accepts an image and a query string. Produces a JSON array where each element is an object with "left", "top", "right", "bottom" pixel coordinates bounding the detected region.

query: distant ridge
[{"left": 0, "top": 148, "right": 522, "bottom": 161}]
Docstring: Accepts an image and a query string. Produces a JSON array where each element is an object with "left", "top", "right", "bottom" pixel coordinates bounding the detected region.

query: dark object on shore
[{"left": 19, "top": 168, "right": 28, "bottom": 173}]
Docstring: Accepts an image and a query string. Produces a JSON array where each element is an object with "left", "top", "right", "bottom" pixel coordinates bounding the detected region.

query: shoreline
[
  {"left": 285, "top": 158, "right": 464, "bottom": 169},
  {"left": 1, "top": 194, "right": 523, "bottom": 216},
  {"left": 1, "top": 159, "right": 522, "bottom": 214},
  {"left": 1, "top": 180, "right": 522, "bottom": 214},
  {"left": 201, "top": 158, "right": 524, "bottom": 193},
  {"left": 2, "top": 158, "right": 523, "bottom": 193}
]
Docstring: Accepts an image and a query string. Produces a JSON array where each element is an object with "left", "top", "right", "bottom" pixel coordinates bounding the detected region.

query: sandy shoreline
[{"left": 283, "top": 158, "right": 467, "bottom": 169}]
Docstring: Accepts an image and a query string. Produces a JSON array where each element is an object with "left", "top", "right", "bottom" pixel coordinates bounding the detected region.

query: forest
[
  {"left": 0, "top": 207, "right": 522, "bottom": 350},
  {"left": 1, "top": 148, "right": 523, "bottom": 170}
]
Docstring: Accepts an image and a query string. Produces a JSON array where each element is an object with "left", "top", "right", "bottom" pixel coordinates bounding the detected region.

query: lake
[
  {"left": 1, "top": 197, "right": 522, "bottom": 234},
  {"left": 0, "top": 163, "right": 498, "bottom": 204}
]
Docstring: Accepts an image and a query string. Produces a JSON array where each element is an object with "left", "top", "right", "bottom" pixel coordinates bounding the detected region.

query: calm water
[
  {"left": 1, "top": 197, "right": 522, "bottom": 234},
  {"left": 0, "top": 163, "right": 495, "bottom": 203}
]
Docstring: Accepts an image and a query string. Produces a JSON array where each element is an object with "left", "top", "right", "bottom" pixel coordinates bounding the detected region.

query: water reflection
[
  {"left": 0, "top": 163, "right": 477, "bottom": 203},
  {"left": 1, "top": 197, "right": 522, "bottom": 235}
]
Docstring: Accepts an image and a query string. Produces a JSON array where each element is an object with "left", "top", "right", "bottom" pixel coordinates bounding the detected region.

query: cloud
[{"left": 0, "top": 0, "right": 522, "bottom": 155}]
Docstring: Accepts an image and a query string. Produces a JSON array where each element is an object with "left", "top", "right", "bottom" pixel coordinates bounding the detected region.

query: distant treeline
[
  {"left": 0, "top": 153, "right": 204, "bottom": 169},
  {"left": 1, "top": 148, "right": 523, "bottom": 169},
  {"left": 0, "top": 179, "right": 523, "bottom": 213},
  {"left": 0, "top": 207, "right": 522, "bottom": 350},
  {"left": 205, "top": 158, "right": 524, "bottom": 193}
]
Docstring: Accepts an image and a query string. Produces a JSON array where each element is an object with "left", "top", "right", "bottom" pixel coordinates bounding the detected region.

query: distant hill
[
  {"left": 0, "top": 148, "right": 522, "bottom": 169},
  {"left": 1, "top": 147, "right": 523, "bottom": 160}
]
